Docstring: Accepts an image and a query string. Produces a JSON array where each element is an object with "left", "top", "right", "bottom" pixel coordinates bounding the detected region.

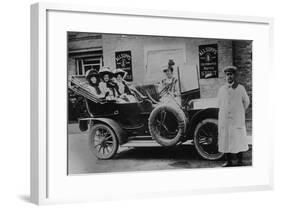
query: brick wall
[{"left": 232, "top": 40, "right": 252, "bottom": 121}]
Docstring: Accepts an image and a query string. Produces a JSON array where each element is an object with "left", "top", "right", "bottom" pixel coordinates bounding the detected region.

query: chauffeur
[{"left": 217, "top": 66, "right": 250, "bottom": 167}]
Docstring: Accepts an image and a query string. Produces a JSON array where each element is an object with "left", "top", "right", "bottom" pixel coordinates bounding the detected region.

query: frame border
[{"left": 30, "top": 2, "right": 274, "bottom": 204}]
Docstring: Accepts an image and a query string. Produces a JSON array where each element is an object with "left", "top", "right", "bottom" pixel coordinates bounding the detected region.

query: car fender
[
  {"left": 89, "top": 118, "right": 127, "bottom": 145},
  {"left": 186, "top": 108, "right": 219, "bottom": 137}
]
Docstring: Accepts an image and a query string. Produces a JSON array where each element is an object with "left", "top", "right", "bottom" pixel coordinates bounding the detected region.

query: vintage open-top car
[{"left": 69, "top": 70, "right": 223, "bottom": 161}]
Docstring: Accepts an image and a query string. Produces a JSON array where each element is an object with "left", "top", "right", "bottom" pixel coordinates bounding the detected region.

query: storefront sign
[
  {"left": 115, "top": 50, "right": 133, "bottom": 81},
  {"left": 199, "top": 44, "right": 218, "bottom": 79}
]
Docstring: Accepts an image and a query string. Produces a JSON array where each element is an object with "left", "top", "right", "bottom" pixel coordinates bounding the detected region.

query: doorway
[{"left": 145, "top": 49, "right": 184, "bottom": 83}]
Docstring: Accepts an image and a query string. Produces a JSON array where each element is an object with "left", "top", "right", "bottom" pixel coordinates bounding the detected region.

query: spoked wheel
[
  {"left": 89, "top": 123, "right": 119, "bottom": 160},
  {"left": 155, "top": 110, "right": 178, "bottom": 139},
  {"left": 148, "top": 104, "right": 186, "bottom": 146},
  {"left": 194, "top": 118, "right": 224, "bottom": 160}
]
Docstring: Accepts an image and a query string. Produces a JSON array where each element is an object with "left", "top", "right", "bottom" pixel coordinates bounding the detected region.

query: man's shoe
[{"left": 222, "top": 161, "right": 233, "bottom": 167}]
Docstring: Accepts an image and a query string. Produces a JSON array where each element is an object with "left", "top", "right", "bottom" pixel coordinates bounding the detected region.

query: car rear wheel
[
  {"left": 148, "top": 104, "right": 186, "bottom": 146},
  {"left": 194, "top": 118, "right": 224, "bottom": 160},
  {"left": 89, "top": 123, "right": 119, "bottom": 159}
]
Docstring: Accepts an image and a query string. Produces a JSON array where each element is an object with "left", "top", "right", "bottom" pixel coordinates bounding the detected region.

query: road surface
[{"left": 67, "top": 124, "right": 252, "bottom": 174}]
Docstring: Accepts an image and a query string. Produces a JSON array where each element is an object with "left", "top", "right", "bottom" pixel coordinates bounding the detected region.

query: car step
[{"left": 121, "top": 139, "right": 193, "bottom": 147}]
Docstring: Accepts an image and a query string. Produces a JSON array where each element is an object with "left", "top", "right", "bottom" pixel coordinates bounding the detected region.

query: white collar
[{"left": 228, "top": 82, "right": 234, "bottom": 88}]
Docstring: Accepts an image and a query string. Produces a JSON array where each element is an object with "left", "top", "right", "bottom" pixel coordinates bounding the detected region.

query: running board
[{"left": 121, "top": 139, "right": 193, "bottom": 147}]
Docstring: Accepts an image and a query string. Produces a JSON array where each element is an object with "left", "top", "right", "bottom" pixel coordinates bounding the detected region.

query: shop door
[{"left": 145, "top": 49, "right": 199, "bottom": 93}]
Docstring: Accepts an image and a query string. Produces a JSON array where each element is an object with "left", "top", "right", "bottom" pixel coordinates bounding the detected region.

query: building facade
[{"left": 68, "top": 32, "right": 252, "bottom": 123}]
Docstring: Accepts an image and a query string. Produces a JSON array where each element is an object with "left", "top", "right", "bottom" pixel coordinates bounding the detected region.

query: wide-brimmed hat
[
  {"left": 98, "top": 66, "right": 113, "bottom": 77},
  {"left": 113, "top": 68, "right": 126, "bottom": 77},
  {"left": 162, "top": 65, "right": 173, "bottom": 72},
  {"left": 223, "top": 65, "right": 237, "bottom": 74},
  {"left": 168, "top": 59, "right": 175, "bottom": 67},
  {"left": 85, "top": 69, "right": 99, "bottom": 80}
]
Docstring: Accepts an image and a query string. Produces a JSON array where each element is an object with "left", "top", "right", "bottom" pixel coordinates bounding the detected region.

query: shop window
[
  {"left": 68, "top": 47, "right": 103, "bottom": 75},
  {"left": 75, "top": 56, "right": 103, "bottom": 75}
]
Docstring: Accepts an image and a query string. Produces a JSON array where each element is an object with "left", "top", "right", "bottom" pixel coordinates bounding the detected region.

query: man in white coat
[{"left": 217, "top": 66, "right": 250, "bottom": 167}]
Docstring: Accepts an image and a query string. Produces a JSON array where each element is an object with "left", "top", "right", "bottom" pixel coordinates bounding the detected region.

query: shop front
[{"left": 68, "top": 32, "right": 252, "bottom": 125}]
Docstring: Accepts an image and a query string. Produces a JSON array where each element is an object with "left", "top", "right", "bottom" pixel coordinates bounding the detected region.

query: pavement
[{"left": 67, "top": 124, "right": 252, "bottom": 174}]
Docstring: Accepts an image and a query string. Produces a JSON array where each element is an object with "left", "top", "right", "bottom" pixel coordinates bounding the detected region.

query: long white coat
[{"left": 217, "top": 83, "right": 250, "bottom": 153}]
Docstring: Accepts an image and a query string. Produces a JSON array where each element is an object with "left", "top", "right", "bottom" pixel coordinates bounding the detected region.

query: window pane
[{"left": 78, "top": 60, "right": 83, "bottom": 75}]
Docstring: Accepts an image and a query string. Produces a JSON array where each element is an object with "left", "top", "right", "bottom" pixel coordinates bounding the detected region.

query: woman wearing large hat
[
  {"left": 98, "top": 66, "right": 120, "bottom": 100},
  {"left": 98, "top": 66, "right": 113, "bottom": 79},
  {"left": 113, "top": 68, "right": 132, "bottom": 95},
  {"left": 158, "top": 59, "right": 180, "bottom": 105},
  {"left": 113, "top": 68, "right": 137, "bottom": 103},
  {"left": 85, "top": 69, "right": 103, "bottom": 98}
]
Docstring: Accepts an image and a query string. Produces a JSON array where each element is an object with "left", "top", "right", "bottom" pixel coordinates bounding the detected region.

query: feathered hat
[
  {"left": 85, "top": 69, "right": 99, "bottom": 80},
  {"left": 98, "top": 66, "right": 114, "bottom": 77},
  {"left": 113, "top": 68, "right": 126, "bottom": 77}
]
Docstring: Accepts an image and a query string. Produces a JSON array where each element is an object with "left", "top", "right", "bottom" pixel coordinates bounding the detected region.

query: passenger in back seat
[
  {"left": 113, "top": 68, "right": 137, "bottom": 103},
  {"left": 85, "top": 69, "right": 106, "bottom": 99},
  {"left": 98, "top": 67, "right": 120, "bottom": 101}
]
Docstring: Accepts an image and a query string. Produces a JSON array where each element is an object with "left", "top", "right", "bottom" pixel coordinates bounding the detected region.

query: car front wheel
[
  {"left": 148, "top": 104, "right": 186, "bottom": 146},
  {"left": 194, "top": 118, "right": 224, "bottom": 160}
]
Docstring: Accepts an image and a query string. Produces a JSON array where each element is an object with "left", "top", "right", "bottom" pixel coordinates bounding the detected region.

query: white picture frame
[{"left": 30, "top": 2, "right": 274, "bottom": 205}]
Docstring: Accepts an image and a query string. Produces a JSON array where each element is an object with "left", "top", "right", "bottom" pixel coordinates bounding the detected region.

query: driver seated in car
[
  {"left": 158, "top": 60, "right": 180, "bottom": 105},
  {"left": 113, "top": 68, "right": 137, "bottom": 103}
]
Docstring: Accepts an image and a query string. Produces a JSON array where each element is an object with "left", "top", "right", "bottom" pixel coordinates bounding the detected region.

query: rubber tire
[
  {"left": 89, "top": 123, "right": 119, "bottom": 160},
  {"left": 148, "top": 104, "right": 186, "bottom": 146},
  {"left": 193, "top": 118, "right": 224, "bottom": 160}
]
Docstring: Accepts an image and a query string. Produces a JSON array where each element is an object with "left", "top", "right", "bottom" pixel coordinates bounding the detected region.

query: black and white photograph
[{"left": 67, "top": 32, "right": 252, "bottom": 174}]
